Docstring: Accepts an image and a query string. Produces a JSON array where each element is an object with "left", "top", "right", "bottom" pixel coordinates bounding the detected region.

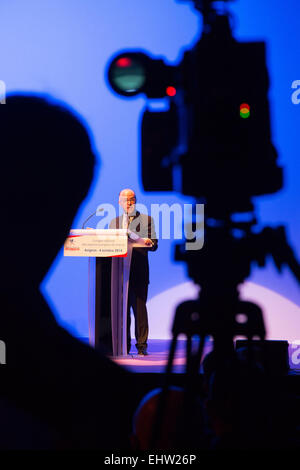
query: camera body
[{"left": 108, "top": 12, "right": 282, "bottom": 213}]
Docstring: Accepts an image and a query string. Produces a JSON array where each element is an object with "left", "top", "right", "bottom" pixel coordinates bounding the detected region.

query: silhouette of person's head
[
  {"left": 131, "top": 386, "right": 210, "bottom": 451},
  {"left": 202, "top": 350, "right": 271, "bottom": 449},
  {"left": 0, "top": 94, "right": 95, "bottom": 288},
  {"left": 0, "top": 95, "right": 138, "bottom": 450}
]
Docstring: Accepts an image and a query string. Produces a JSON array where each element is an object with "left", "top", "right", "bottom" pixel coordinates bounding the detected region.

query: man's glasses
[{"left": 119, "top": 197, "right": 136, "bottom": 204}]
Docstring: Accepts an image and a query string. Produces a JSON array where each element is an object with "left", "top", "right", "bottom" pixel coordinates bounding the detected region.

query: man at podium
[{"left": 109, "top": 188, "right": 158, "bottom": 355}]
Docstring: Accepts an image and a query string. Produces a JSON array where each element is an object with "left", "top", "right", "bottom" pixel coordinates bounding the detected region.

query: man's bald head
[
  {"left": 119, "top": 188, "right": 136, "bottom": 199},
  {"left": 119, "top": 188, "right": 136, "bottom": 214}
]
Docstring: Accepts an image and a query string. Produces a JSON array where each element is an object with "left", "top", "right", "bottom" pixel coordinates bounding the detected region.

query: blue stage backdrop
[{"left": 1, "top": 0, "right": 300, "bottom": 341}]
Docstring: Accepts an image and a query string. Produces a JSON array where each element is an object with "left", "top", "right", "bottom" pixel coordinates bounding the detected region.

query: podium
[{"left": 64, "top": 228, "right": 148, "bottom": 357}]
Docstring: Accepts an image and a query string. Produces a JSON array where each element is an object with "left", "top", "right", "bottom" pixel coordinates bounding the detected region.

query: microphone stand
[{"left": 81, "top": 208, "right": 104, "bottom": 229}]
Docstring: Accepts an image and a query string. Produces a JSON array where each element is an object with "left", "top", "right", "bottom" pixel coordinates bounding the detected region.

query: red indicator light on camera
[
  {"left": 166, "top": 86, "right": 176, "bottom": 97},
  {"left": 116, "top": 57, "right": 132, "bottom": 68}
]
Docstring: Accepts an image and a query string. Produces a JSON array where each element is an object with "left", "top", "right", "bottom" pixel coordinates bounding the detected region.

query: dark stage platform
[{"left": 79, "top": 337, "right": 300, "bottom": 443}]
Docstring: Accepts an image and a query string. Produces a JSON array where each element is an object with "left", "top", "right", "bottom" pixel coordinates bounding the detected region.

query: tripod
[{"left": 150, "top": 214, "right": 300, "bottom": 449}]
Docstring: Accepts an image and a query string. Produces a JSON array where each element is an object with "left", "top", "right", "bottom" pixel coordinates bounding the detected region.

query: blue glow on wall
[{"left": 1, "top": 0, "right": 299, "bottom": 339}]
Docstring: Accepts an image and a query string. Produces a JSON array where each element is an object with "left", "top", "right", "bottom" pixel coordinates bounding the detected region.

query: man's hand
[{"left": 144, "top": 238, "right": 153, "bottom": 246}]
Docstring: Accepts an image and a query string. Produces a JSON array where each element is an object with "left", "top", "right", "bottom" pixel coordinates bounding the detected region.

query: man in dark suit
[{"left": 109, "top": 189, "right": 158, "bottom": 355}]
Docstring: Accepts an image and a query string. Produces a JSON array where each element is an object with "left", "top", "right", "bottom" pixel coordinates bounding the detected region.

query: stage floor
[
  {"left": 112, "top": 339, "right": 210, "bottom": 373},
  {"left": 111, "top": 339, "right": 300, "bottom": 375}
]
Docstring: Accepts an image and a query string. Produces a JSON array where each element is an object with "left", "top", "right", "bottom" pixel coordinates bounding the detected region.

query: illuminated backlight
[
  {"left": 166, "top": 86, "right": 176, "bottom": 97},
  {"left": 240, "top": 103, "right": 250, "bottom": 118}
]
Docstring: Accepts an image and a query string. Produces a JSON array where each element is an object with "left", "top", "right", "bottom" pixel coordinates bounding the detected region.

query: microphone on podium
[{"left": 81, "top": 207, "right": 104, "bottom": 229}]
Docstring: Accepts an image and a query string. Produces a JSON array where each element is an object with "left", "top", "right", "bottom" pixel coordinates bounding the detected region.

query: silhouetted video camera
[
  {"left": 107, "top": 0, "right": 282, "bottom": 215},
  {"left": 107, "top": 4, "right": 300, "bottom": 450}
]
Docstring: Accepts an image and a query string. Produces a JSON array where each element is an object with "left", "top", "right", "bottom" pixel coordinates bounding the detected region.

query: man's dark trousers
[{"left": 127, "top": 282, "right": 148, "bottom": 354}]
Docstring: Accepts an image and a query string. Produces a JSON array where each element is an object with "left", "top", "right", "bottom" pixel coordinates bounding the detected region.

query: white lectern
[{"left": 64, "top": 228, "right": 148, "bottom": 357}]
